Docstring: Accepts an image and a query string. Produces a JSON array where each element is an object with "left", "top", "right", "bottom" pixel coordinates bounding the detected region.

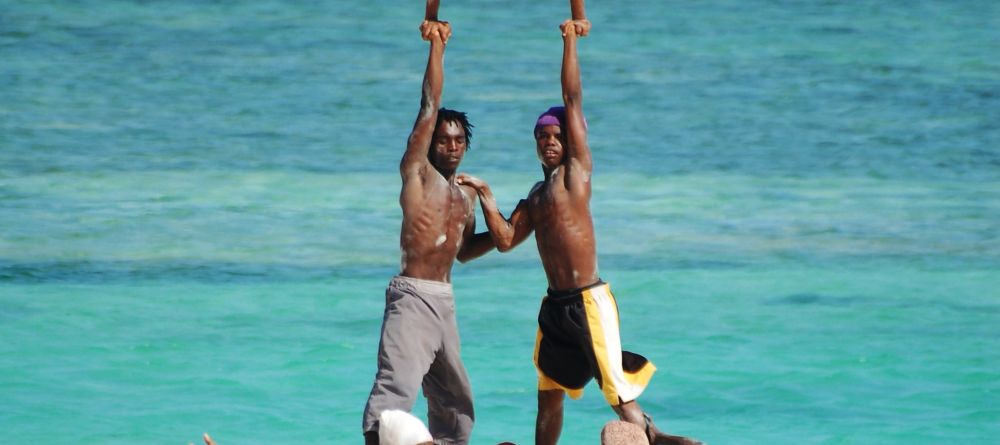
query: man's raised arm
[
  {"left": 401, "top": 21, "right": 449, "bottom": 175},
  {"left": 559, "top": 18, "right": 592, "bottom": 176}
]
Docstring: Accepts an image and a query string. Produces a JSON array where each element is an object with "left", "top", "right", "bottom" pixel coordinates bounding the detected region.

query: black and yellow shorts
[{"left": 533, "top": 281, "right": 656, "bottom": 406}]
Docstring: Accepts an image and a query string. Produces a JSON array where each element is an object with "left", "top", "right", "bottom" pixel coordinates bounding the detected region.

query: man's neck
[
  {"left": 434, "top": 165, "right": 456, "bottom": 182},
  {"left": 542, "top": 165, "right": 560, "bottom": 181}
]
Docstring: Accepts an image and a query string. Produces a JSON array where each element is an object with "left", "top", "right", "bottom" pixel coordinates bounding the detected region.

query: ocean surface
[{"left": 2, "top": 1, "right": 998, "bottom": 444}]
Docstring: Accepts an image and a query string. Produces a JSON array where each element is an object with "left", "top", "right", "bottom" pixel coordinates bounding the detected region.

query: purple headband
[{"left": 534, "top": 106, "right": 586, "bottom": 132}]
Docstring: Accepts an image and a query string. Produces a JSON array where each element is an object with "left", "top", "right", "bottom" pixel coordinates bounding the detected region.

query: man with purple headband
[
  {"left": 360, "top": 8, "right": 497, "bottom": 444},
  {"left": 456, "top": 6, "right": 703, "bottom": 445}
]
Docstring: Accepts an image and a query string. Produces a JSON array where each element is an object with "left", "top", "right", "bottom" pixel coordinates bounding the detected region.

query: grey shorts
[{"left": 362, "top": 276, "right": 474, "bottom": 444}]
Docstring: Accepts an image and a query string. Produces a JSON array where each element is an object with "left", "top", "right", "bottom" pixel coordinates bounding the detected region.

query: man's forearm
[
  {"left": 457, "top": 232, "right": 495, "bottom": 263},
  {"left": 561, "top": 30, "right": 580, "bottom": 104},
  {"left": 422, "top": 37, "right": 445, "bottom": 110},
  {"left": 476, "top": 189, "right": 517, "bottom": 251}
]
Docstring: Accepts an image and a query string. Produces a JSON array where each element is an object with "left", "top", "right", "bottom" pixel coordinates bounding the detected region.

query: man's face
[
  {"left": 430, "top": 120, "right": 467, "bottom": 171},
  {"left": 535, "top": 124, "right": 564, "bottom": 168}
]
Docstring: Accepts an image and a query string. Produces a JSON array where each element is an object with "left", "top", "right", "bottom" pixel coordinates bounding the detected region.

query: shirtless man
[
  {"left": 361, "top": 12, "right": 494, "bottom": 445},
  {"left": 456, "top": 9, "right": 703, "bottom": 445}
]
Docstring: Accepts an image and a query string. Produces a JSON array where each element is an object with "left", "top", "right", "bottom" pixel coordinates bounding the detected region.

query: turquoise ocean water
[{"left": 2, "top": 1, "right": 998, "bottom": 444}]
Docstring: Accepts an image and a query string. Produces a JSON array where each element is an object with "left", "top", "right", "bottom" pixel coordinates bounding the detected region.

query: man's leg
[
  {"left": 535, "top": 389, "right": 565, "bottom": 445},
  {"left": 612, "top": 400, "right": 704, "bottom": 445},
  {"left": 362, "top": 285, "right": 440, "bottom": 442},
  {"left": 422, "top": 310, "right": 474, "bottom": 444},
  {"left": 422, "top": 357, "right": 474, "bottom": 444}
]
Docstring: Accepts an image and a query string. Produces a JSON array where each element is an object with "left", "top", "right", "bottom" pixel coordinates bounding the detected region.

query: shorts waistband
[
  {"left": 546, "top": 280, "right": 606, "bottom": 302},
  {"left": 390, "top": 275, "right": 453, "bottom": 295}
]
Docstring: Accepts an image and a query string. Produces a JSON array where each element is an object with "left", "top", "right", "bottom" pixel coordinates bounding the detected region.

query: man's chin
[{"left": 434, "top": 159, "right": 461, "bottom": 171}]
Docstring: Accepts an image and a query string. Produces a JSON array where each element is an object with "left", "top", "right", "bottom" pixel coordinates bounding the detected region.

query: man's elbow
[
  {"left": 495, "top": 240, "right": 515, "bottom": 253},
  {"left": 562, "top": 91, "right": 582, "bottom": 105}
]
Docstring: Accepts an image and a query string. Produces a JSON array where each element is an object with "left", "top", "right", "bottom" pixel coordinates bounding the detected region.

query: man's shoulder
[
  {"left": 457, "top": 183, "right": 478, "bottom": 202},
  {"left": 528, "top": 181, "right": 545, "bottom": 195},
  {"left": 400, "top": 154, "right": 433, "bottom": 187}
]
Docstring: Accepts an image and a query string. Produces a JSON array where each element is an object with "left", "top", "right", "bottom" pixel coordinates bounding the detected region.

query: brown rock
[{"left": 601, "top": 420, "right": 649, "bottom": 445}]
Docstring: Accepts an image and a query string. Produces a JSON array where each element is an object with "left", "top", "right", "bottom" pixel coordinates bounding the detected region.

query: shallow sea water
[{"left": 2, "top": 1, "right": 998, "bottom": 444}]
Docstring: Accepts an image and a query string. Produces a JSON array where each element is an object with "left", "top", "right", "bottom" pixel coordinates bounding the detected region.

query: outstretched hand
[
  {"left": 560, "top": 18, "right": 591, "bottom": 37},
  {"left": 420, "top": 20, "right": 452, "bottom": 44}
]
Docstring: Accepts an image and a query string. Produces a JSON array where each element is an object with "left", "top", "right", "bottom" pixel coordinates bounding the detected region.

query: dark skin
[
  {"left": 458, "top": 13, "right": 702, "bottom": 445},
  {"left": 195, "top": 18, "right": 468, "bottom": 445},
  {"left": 363, "top": 9, "right": 496, "bottom": 444},
  {"left": 397, "top": 19, "right": 478, "bottom": 284},
  {"left": 402, "top": 7, "right": 492, "bottom": 276},
  {"left": 457, "top": 22, "right": 594, "bottom": 292}
]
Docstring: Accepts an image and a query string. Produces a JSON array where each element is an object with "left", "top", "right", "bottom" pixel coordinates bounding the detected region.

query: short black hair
[{"left": 436, "top": 108, "right": 474, "bottom": 150}]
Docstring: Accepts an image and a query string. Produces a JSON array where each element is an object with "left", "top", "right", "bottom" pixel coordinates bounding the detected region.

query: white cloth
[{"left": 378, "top": 410, "right": 433, "bottom": 445}]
